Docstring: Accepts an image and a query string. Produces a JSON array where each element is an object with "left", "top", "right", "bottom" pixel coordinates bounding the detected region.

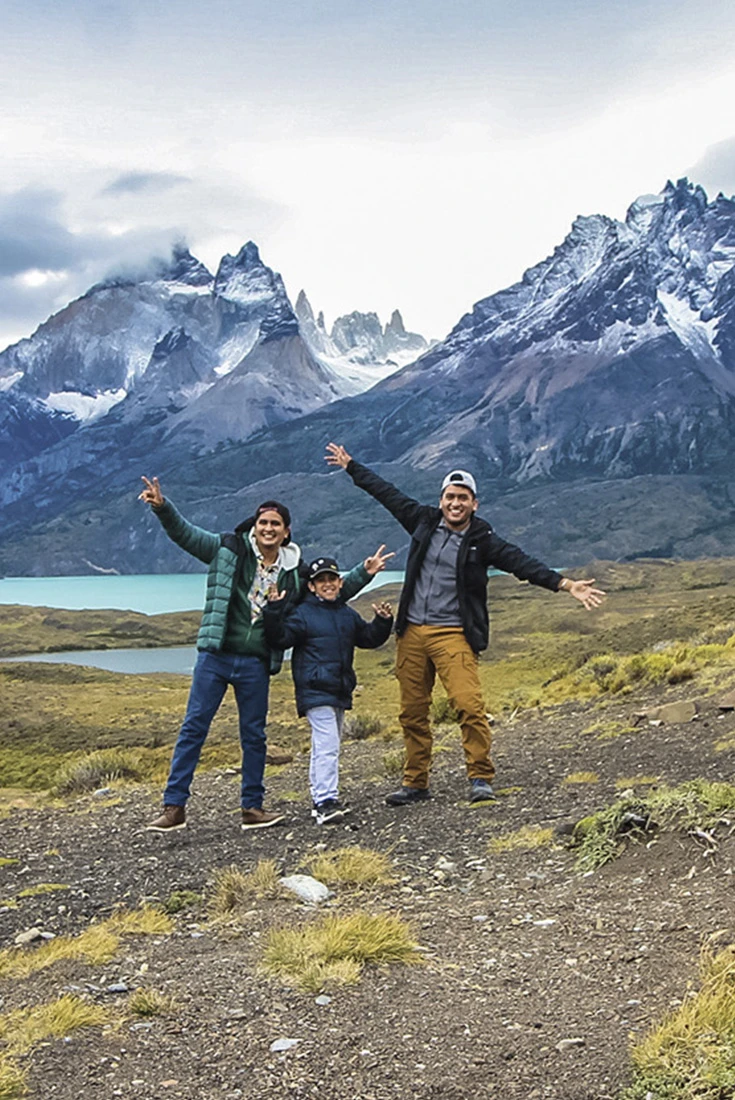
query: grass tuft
[
  {"left": 430, "top": 695, "right": 459, "bottom": 724},
  {"left": 0, "top": 905, "right": 173, "bottom": 980},
  {"left": 17, "top": 883, "right": 69, "bottom": 898},
  {"left": 128, "top": 987, "right": 177, "bottom": 1017},
  {"left": 0, "top": 1058, "right": 26, "bottom": 1100},
  {"left": 488, "top": 825, "right": 555, "bottom": 853},
  {"left": 622, "top": 943, "right": 735, "bottom": 1099},
  {"left": 302, "top": 847, "right": 395, "bottom": 886},
  {"left": 105, "top": 906, "right": 174, "bottom": 936},
  {"left": 163, "top": 890, "right": 204, "bottom": 914},
  {"left": 210, "top": 861, "right": 282, "bottom": 914},
  {"left": 0, "top": 994, "right": 108, "bottom": 1055},
  {"left": 262, "top": 911, "right": 421, "bottom": 991},
  {"left": 343, "top": 713, "right": 383, "bottom": 740},
  {"left": 0, "top": 926, "right": 119, "bottom": 979},
  {"left": 0, "top": 858, "right": 19, "bottom": 869},
  {"left": 381, "top": 749, "right": 404, "bottom": 777},
  {"left": 572, "top": 780, "right": 735, "bottom": 872},
  {"left": 53, "top": 748, "right": 145, "bottom": 795},
  {"left": 563, "top": 771, "right": 600, "bottom": 785}
]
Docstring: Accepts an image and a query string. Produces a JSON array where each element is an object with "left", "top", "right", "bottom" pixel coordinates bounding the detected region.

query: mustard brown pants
[{"left": 395, "top": 624, "right": 495, "bottom": 789}]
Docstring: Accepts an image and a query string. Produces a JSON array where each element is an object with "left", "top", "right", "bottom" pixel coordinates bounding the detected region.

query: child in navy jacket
[{"left": 264, "top": 556, "right": 393, "bottom": 824}]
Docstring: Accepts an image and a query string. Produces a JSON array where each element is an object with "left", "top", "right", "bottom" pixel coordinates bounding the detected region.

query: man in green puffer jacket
[{"left": 139, "top": 475, "right": 390, "bottom": 832}]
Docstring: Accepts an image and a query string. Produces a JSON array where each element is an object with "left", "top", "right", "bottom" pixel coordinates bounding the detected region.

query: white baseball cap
[{"left": 441, "top": 469, "right": 477, "bottom": 496}]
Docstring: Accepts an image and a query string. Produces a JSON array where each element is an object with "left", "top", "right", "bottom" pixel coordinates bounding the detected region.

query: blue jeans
[{"left": 164, "top": 651, "right": 270, "bottom": 810}]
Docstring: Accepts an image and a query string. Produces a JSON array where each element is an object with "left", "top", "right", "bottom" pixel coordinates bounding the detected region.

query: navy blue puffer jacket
[{"left": 263, "top": 593, "right": 392, "bottom": 715}]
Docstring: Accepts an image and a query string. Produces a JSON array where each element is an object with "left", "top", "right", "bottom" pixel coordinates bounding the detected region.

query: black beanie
[{"left": 235, "top": 500, "right": 292, "bottom": 545}]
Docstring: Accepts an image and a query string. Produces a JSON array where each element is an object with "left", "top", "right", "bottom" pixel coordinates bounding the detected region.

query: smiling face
[
  {"left": 253, "top": 510, "right": 290, "bottom": 558},
  {"left": 439, "top": 485, "right": 478, "bottom": 530},
  {"left": 309, "top": 571, "right": 343, "bottom": 601}
]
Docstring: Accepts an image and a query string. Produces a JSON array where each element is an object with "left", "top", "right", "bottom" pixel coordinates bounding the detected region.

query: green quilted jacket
[{"left": 153, "top": 499, "right": 370, "bottom": 674}]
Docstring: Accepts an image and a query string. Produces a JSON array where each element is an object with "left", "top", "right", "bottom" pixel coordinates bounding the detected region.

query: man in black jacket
[{"left": 325, "top": 443, "right": 604, "bottom": 805}]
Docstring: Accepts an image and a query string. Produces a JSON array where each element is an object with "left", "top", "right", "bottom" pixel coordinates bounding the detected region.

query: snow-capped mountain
[
  {"left": 133, "top": 178, "right": 735, "bottom": 570},
  {"left": 0, "top": 242, "right": 430, "bottom": 483},
  {"left": 294, "top": 291, "right": 430, "bottom": 393},
  {"left": 4, "top": 178, "right": 735, "bottom": 575}
]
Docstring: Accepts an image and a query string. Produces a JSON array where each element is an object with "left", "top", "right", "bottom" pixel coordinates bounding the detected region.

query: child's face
[{"left": 309, "top": 572, "right": 343, "bottom": 601}]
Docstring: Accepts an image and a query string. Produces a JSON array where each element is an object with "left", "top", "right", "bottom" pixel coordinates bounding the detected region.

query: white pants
[{"left": 307, "top": 705, "right": 344, "bottom": 804}]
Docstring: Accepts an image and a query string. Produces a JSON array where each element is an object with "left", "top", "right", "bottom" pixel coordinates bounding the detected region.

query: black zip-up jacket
[
  {"left": 346, "top": 460, "right": 563, "bottom": 653},
  {"left": 263, "top": 592, "right": 393, "bottom": 715}
]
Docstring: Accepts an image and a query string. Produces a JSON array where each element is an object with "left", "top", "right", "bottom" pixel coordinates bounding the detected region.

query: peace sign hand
[{"left": 139, "top": 476, "right": 164, "bottom": 507}]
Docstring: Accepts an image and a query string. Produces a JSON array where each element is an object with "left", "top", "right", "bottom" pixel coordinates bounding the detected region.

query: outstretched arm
[
  {"left": 325, "top": 442, "right": 428, "bottom": 533},
  {"left": 558, "top": 577, "right": 605, "bottom": 611}
]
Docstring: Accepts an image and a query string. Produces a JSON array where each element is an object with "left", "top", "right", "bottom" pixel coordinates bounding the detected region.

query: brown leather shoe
[
  {"left": 146, "top": 805, "right": 186, "bottom": 832},
  {"left": 241, "top": 808, "right": 285, "bottom": 830}
]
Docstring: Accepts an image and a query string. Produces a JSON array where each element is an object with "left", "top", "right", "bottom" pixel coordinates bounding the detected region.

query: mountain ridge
[{"left": 3, "top": 178, "right": 735, "bottom": 575}]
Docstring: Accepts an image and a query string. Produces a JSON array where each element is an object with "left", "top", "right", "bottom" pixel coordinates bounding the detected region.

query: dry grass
[
  {"left": 0, "top": 994, "right": 109, "bottom": 1098},
  {"left": 488, "top": 825, "right": 555, "bottom": 853},
  {"left": 0, "top": 1058, "right": 26, "bottom": 1100},
  {"left": 302, "top": 847, "right": 395, "bottom": 886},
  {"left": 0, "top": 926, "right": 119, "bottom": 979},
  {"left": 562, "top": 771, "right": 600, "bottom": 785},
  {"left": 623, "top": 943, "right": 735, "bottom": 1099},
  {"left": 16, "top": 883, "right": 69, "bottom": 898},
  {"left": 128, "top": 987, "right": 177, "bottom": 1017},
  {"left": 210, "top": 861, "right": 282, "bottom": 914},
  {"left": 53, "top": 749, "right": 146, "bottom": 795},
  {"left": 262, "top": 911, "right": 421, "bottom": 992},
  {"left": 0, "top": 906, "right": 173, "bottom": 980},
  {"left": 615, "top": 776, "right": 660, "bottom": 789},
  {"left": 104, "top": 906, "right": 174, "bottom": 936},
  {"left": 0, "top": 994, "right": 108, "bottom": 1055}
]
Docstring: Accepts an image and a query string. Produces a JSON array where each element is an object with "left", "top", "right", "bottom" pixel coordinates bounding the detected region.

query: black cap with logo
[{"left": 308, "top": 557, "right": 340, "bottom": 580}]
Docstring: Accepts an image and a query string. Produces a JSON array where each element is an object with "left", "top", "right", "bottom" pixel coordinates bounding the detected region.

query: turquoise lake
[{"left": 0, "top": 571, "right": 404, "bottom": 615}]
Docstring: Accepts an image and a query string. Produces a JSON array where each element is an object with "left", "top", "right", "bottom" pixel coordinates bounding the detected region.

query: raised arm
[
  {"left": 138, "top": 475, "right": 220, "bottom": 564},
  {"left": 325, "top": 443, "right": 429, "bottom": 534}
]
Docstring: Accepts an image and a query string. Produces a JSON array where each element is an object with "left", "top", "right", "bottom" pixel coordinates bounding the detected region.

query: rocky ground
[{"left": 2, "top": 683, "right": 735, "bottom": 1100}]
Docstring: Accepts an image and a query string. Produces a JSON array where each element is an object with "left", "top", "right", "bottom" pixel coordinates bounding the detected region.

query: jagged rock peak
[
  {"left": 154, "top": 243, "right": 213, "bottom": 286},
  {"left": 295, "top": 289, "right": 315, "bottom": 323},
  {"left": 213, "top": 242, "right": 296, "bottom": 335},
  {"left": 89, "top": 243, "right": 213, "bottom": 295},
  {"left": 385, "top": 309, "right": 406, "bottom": 337},
  {"left": 150, "top": 327, "right": 191, "bottom": 359}
]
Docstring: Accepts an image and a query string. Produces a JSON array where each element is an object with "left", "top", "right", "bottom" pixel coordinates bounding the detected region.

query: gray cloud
[
  {"left": 688, "top": 137, "right": 735, "bottom": 198},
  {"left": 0, "top": 186, "right": 188, "bottom": 350},
  {"left": 0, "top": 189, "right": 95, "bottom": 277},
  {"left": 101, "top": 171, "right": 192, "bottom": 196}
]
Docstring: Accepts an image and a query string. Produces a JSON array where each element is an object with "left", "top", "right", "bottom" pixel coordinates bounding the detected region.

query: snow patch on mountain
[
  {"left": 43, "top": 388, "right": 128, "bottom": 422},
  {"left": 0, "top": 371, "right": 23, "bottom": 393}
]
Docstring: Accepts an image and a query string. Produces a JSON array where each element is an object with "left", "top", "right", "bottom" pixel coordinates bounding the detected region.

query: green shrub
[
  {"left": 430, "top": 695, "right": 459, "bottom": 724},
  {"left": 53, "top": 749, "right": 145, "bottom": 795},
  {"left": 343, "top": 713, "right": 383, "bottom": 741}
]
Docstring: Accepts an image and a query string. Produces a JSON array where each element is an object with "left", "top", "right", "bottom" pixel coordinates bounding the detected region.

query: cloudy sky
[{"left": 3, "top": 0, "right": 735, "bottom": 351}]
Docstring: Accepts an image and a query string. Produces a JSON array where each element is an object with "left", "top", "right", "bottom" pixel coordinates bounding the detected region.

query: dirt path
[{"left": 2, "top": 687, "right": 735, "bottom": 1099}]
